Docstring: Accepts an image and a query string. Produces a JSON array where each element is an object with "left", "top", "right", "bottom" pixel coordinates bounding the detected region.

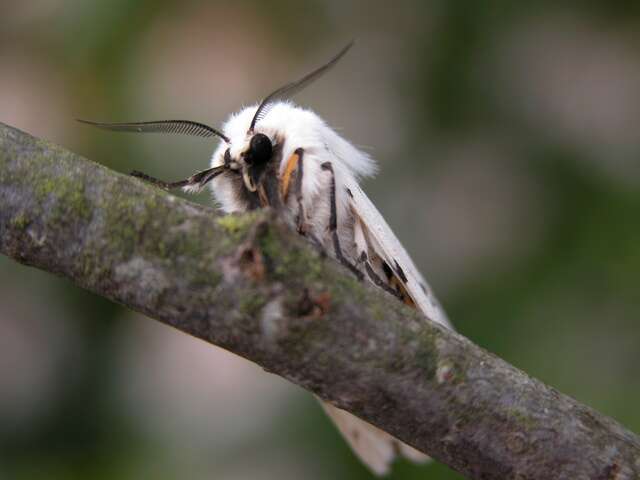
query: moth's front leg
[
  {"left": 281, "top": 148, "right": 307, "bottom": 233},
  {"left": 280, "top": 148, "right": 325, "bottom": 253},
  {"left": 320, "top": 161, "right": 364, "bottom": 281},
  {"left": 131, "top": 165, "right": 225, "bottom": 192},
  {"left": 293, "top": 148, "right": 309, "bottom": 235}
]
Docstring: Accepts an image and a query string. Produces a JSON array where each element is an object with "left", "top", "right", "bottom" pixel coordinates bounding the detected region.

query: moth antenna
[
  {"left": 77, "top": 119, "right": 230, "bottom": 143},
  {"left": 248, "top": 40, "right": 355, "bottom": 133}
]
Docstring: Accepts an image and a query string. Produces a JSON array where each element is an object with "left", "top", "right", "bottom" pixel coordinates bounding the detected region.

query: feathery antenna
[
  {"left": 249, "top": 41, "right": 354, "bottom": 133},
  {"left": 77, "top": 119, "right": 230, "bottom": 143}
]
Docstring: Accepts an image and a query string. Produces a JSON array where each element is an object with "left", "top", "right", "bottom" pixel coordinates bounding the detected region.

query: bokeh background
[{"left": 2, "top": 1, "right": 640, "bottom": 479}]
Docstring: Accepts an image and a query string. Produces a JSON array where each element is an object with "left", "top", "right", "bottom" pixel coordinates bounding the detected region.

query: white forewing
[{"left": 346, "top": 180, "right": 451, "bottom": 328}]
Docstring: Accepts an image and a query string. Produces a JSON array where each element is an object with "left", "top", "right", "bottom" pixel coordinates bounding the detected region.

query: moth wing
[
  {"left": 320, "top": 401, "right": 395, "bottom": 475},
  {"left": 347, "top": 181, "right": 451, "bottom": 328}
]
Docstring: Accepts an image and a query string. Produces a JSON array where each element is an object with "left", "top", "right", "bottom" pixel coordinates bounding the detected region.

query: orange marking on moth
[
  {"left": 390, "top": 277, "right": 416, "bottom": 307},
  {"left": 280, "top": 151, "right": 300, "bottom": 201}
]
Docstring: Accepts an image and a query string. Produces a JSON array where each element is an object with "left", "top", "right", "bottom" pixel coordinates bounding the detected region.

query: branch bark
[{"left": 1, "top": 122, "right": 638, "bottom": 480}]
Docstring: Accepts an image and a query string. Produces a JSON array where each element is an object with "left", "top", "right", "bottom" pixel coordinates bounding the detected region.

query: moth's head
[{"left": 214, "top": 102, "right": 283, "bottom": 192}]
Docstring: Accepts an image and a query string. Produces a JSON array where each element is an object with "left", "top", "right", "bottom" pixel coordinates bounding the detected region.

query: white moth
[{"left": 80, "top": 42, "right": 451, "bottom": 476}]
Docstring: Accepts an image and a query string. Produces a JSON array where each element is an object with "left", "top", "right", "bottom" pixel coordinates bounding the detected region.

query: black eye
[{"left": 247, "top": 133, "right": 272, "bottom": 165}]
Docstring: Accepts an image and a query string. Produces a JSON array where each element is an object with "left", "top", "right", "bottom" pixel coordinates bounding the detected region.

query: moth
[{"left": 80, "top": 42, "right": 451, "bottom": 476}]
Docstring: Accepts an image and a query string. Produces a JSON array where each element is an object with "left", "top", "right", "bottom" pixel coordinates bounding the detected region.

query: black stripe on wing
[{"left": 77, "top": 119, "right": 230, "bottom": 143}]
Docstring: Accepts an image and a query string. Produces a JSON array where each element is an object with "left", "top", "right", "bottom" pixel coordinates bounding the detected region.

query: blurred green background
[{"left": 1, "top": 1, "right": 640, "bottom": 479}]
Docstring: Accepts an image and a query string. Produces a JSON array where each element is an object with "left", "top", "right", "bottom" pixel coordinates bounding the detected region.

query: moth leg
[
  {"left": 294, "top": 149, "right": 307, "bottom": 235},
  {"left": 130, "top": 170, "right": 176, "bottom": 189},
  {"left": 281, "top": 148, "right": 310, "bottom": 234},
  {"left": 131, "top": 166, "right": 224, "bottom": 191},
  {"left": 321, "top": 162, "right": 363, "bottom": 280},
  {"left": 279, "top": 148, "right": 326, "bottom": 256}
]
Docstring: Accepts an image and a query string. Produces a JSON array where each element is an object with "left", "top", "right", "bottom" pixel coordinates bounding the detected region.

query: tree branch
[{"left": 1, "top": 122, "right": 638, "bottom": 480}]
